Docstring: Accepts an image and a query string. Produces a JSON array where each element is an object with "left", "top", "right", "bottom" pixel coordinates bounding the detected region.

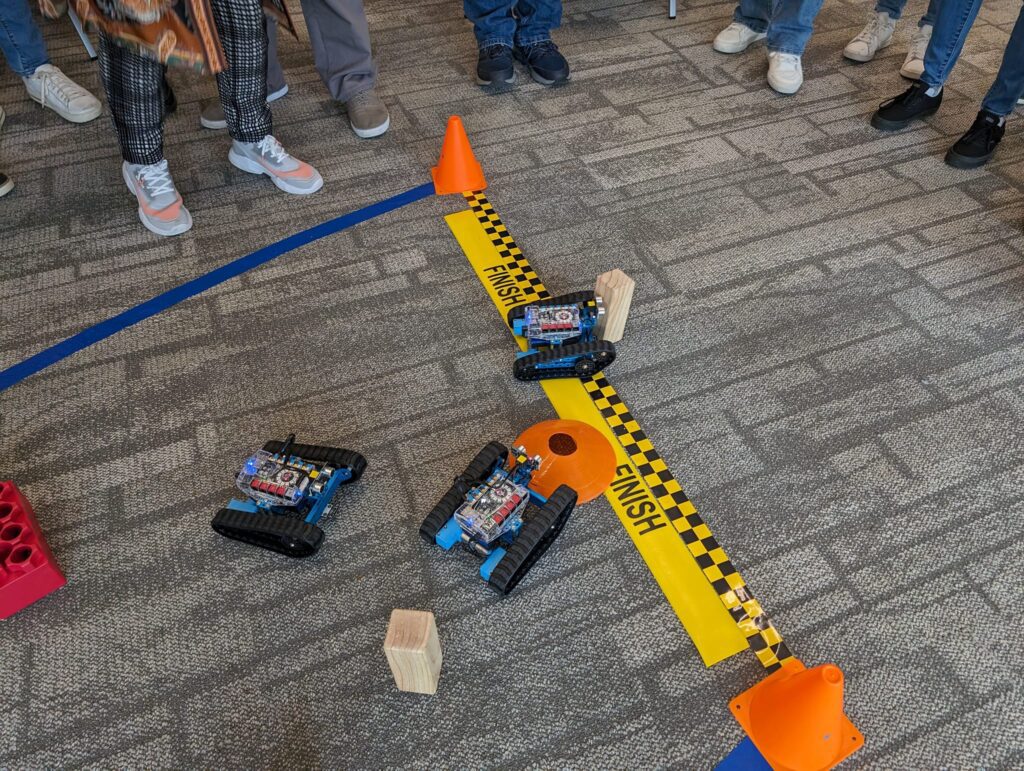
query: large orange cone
[
  {"left": 432, "top": 116, "right": 487, "bottom": 195},
  {"left": 730, "top": 661, "right": 863, "bottom": 771},
  {"left": 514, "top": 419, "right": 615, "bottom": 504}
]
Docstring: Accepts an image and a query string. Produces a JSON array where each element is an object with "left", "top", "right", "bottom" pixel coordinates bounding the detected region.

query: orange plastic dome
[{"left": 514, "top": 419, "right": 616, "bottom": 504}]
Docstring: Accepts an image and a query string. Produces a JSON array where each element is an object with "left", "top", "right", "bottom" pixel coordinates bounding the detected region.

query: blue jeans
[
  {"left": 733, "top": 0, "right": 825, "bottom": 55},
  {"left": 875, "top": 0, "right": 940, "bottom": 26},
  {"left": 0, "top": 0, "right": 49, "bottom": 77},
  {"left": 980, "top": 7, "right": 1024, "bottom": 115},
  {"left": 464, "top": 0, "right": 562, "bottom": 49},
  {"left": 923, "top": 0, "right": 1024, "bottom": 115}
]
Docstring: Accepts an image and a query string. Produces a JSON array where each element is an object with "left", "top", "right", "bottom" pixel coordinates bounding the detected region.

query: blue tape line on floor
[{"left": 0, "top": 181, "right": 436, "bottom": 394}]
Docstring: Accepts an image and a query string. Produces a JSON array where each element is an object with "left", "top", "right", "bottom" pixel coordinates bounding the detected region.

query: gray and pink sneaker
[
  {"left": 122, "top": 160, "right": 193, "bottom": 237},
  {"left": 228, "top": 136, "right": 323, "bottom": 195}
]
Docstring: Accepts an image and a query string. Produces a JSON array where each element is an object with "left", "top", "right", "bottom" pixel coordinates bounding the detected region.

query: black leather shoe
[
  {"left": 514, "top": 40, "right": 570, "bottom": 86},
  {"left": 871, "top": 82, "right": 942, "bottom": 131},
  {"left": 945, "top": 110, "right": 1005, "bottom": 169},
  {"left": 477, "top": 44, "right": 515, "bottom": 87}
]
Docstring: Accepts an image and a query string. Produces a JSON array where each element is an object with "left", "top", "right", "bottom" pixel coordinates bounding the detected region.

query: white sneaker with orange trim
[
  {"left": 228, "top": 136, "right": 323, "bottom": 195},
  {"left": 122, "top": 160, "right": 193, "bottom": 237}
]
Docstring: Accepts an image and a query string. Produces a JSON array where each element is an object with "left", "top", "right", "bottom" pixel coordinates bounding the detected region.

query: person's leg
[
  {"left": 214, "top": 0, "right": 322, "bottom": 194},
  {"left": 98, "top": 32, "right": 164, "bottom": 166},
  {"left": 942, "top": 7, "right": 1023, "bottom": 167},
  {"left": 299, "top": 0, "right": 375, "bottom": 102},
  {"left": 919, "top": 0, "right": 941, "bottom": 27},
  {"left": 298, "top": 0, "right": 389, "bottom": 135},
  {"left": 765, "top": 0, "right": 826, "bottom": 56},
  {"left": 98, "top": 31, "right": 191, "bottom": 235},
  {"left": 200, "top": 15, "right": 286, "bottom": 132},
  {"left": 512, "top": 0, "right": 568, "bottom": 85},
  {"left": 979, "top": 6, "right": 1024, "bottom": 116},
  {"left": 920, "top": 0, "right": 985, "bottom": 90},
  {"left": 733, "top": 0, "right": 771, "bottom": 34},
  {"left": 465, "top": 0, "right": 517, "bottom": 86},
  {"left": 0, "top": 0, "right": 50, "bottom": 77},
  {"left": 514, "top": 0, "right": 561, "bottom": 46},
  {"left": 264, "top": 18, "right": 288, "bottom": 96},
  {"left": 464, "top": 0, "right": 516, "bottom": 48}
]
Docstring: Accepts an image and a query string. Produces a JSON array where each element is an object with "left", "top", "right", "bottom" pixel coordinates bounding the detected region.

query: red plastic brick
[{"left": 0, "top": 481, "right": 66, "bottom": 620}]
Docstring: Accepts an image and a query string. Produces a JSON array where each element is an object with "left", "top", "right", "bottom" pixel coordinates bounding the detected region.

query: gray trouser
[{"left": 266, "top": 0, "right": 377, "bottom": 103}]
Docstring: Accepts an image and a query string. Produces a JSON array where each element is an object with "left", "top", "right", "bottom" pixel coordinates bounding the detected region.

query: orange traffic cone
[
  {"left": 432, "top": 116, "right": 487, "bottom": 195},
  {"left": 730, "top": 661, "right": 863, "bottom": 771},
  {"left": 514, "top": 419, "right": 616, "bottom": 504}
]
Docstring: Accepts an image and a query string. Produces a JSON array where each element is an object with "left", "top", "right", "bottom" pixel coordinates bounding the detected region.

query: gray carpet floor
[{"left": 2, "top": 0, "right": 1024, "bottom": 767}]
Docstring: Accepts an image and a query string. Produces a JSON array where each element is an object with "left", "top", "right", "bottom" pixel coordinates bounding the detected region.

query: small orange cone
[
  {"left": 730, "top": 661, "right": 863, "bottom": 771},
  {"left": 432, "top": 116, "right": 487, "bottom": 195},
  {"left": 514, "top": 419, "right": 616, "bottom": 504}
]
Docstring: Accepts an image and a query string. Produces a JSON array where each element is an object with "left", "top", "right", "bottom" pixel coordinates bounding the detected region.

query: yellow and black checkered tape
[
  {"left": 464, "top": 191, "right": 792, "bottom": 672},
  {"left": 584, "top": 374, "right": 793, "bottom": 672},
  {"left": 465, "top": 192, "right": 549, "bottom": 305}
]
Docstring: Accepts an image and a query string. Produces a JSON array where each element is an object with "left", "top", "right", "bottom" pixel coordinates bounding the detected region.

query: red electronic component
[{"left": 0, "top": 482, "right": 66, "bottom": 620}]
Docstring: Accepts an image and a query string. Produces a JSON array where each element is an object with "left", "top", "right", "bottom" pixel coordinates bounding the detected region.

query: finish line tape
[
  {"left": 448, "top": 192, "right": 793, "bottom": 672},
  {"left": 447, "top": 202, "right": 744, "bottom": 667},
  {"left": 0, "top": 181, "right": 437, "bottom": 395}
]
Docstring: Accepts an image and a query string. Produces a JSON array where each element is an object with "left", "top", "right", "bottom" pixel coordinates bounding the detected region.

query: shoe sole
[
  {"left": 0, "top": 177, "right": 14, "bottom": 198},
  {"left": 870, "top": 105, "right": 938, "bottom": 131},
  {"left": 46, "top": 102, "right": 102, "bottom": 124},
  {"left": 476, "top": 71, "right": 517, "bottom": 87},
  {"left": 121, "top": 166, "right": 192, "bottom": 237},
  {"left": 712, "top": 34, "right": 766, "bottom": 54},
  {"left": 945, "top": 148, "right": 994, "bottom": 169},
  {"left": 351, "top": 115, "right": 390, "bottom": 139},
  {"left": 200, "top": 86, "right": 288, "bottom": 131},
  {"left": 899, "top": 64, "right": 924, "bottom": 80},
  {"left": 768, "top": 76, "right": 802, "bottom": 95},
  {"left": 228, "top": 149, "right": 324, "bottom": 195},
  {"left": 843, "top": 36, "right": 893, "bottom": 62},
  {"left": 524, "top": 68, "right": 570, "bottom": 87}
]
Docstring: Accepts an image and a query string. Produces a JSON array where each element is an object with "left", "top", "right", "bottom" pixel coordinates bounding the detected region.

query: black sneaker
[
  {"left": 0, "top": 171, "right": 13, "bottom": 198},
  {"left": 477, "top": 44, "right": 516, "bottom": 87},
  {"left": 514, "top": 40, "right": 570, "bottom": 86},
  {"left": 945, "top": 110, "right": 1005, "bottom": 169},
  {"left": 871, "top": 82, "right": 942, "bottom": 131}
]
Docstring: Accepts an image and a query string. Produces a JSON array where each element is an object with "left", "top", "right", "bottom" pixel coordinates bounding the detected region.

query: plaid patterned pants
[{"left": 98, "top": 0, "right": 272, "bottom": 165}]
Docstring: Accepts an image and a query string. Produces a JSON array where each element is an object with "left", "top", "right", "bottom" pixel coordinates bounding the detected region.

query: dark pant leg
[
  {"left": 209, "top": 0, "right": 271, "bottom": 143},
  {"left": 299, "top": 0, "right": 376, "bottom": 102},
  {"left": 97, "top": 32, "right": 165, "bottom": 165}
]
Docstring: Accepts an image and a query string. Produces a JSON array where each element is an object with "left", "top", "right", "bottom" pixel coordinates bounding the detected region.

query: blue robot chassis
[
  {"left": 507, "top": 290, "right": 617, "bottom": 381},
  {"left": 420, "top": 441, "right": 577, "bottom": 595},
  {"left": 211, "top": 434, "right": 366, "bottom": 558}
]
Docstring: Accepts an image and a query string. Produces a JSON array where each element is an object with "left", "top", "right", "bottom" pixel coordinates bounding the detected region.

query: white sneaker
[
  {"left": 122, "top": 160, "right": 193, "bottom": 237},
  {"left": 23, "top": 64, "right": 101, "bottom": 123},
  {"left": 767, "top": 51, "right": 803, "bottom": 94},
  {"left": 844, "top": 12, "right": 896, "bottom": 62},
  {"left": 900, "top": 23, "right": 932, "bottom": 79},
  {"left": 228, "top": 135, "right": 323, "bottom": 195},
  {"left": 713, "top": 22, "right": 766, "bottom": 54}
]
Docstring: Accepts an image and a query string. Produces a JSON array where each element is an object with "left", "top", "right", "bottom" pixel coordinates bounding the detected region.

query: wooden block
[
  {"left": 383, "top": 609, "right": 442, "bottom": 695},
  {"left": 595, "top": 269, "right": 635, "bottom": 343}
]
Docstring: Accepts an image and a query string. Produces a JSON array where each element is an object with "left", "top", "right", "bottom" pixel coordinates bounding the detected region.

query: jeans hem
[
  {"left": 479, "top": 37, "right": 514, "bottom": 49},
  {"left": 767, "top": 45, "right": 804, "bottom": 56},
  {"left": 514, "top": 34, "right": 553, "bottom": 47}
]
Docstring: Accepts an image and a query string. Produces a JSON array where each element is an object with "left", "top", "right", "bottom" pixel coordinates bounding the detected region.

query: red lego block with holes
[{"left": 0, "top": 481, "right": 66, "bottom": 620}]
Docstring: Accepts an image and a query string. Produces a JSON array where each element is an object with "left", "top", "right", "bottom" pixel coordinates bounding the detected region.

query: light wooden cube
[
  {"left": 384, "top": 609, "right": 442, "bottom": 695},
  {"left": 595, "top": 269, "right": 635, "bottom": 343}
]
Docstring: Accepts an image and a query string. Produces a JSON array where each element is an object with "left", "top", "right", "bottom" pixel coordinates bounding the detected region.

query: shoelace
[
  {"left": 962, "top": 114, "right": 1001, "bottom": 143},
  {"left": 347, "top": 90, "right": 378, "bottom": 109},
  {"left": 880, "top": 82, "right": 928, "bottom": 108},
  {"left": 524, "top": 40, "right": 559, "bottom": 56},
  {"left": 852, "top": 15, "right": 884, "bottom": 45},
  {"left": 138, "top": 161, "right": 175, "bottom": 198},
  {"left": 256, "top": 136, "right": 289, "bottom": 165},
  {"left": 908, "top": 28, "right": 930, "bottom": 60},
  {"left": 481, "top": 44, "right": 510, "bottom": 59},
  {"left": 768, "top": 52, "right": 800, "bottom": 71},
  {"left": 31, "top": 67, "right": 88, "bottom": 111}
]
